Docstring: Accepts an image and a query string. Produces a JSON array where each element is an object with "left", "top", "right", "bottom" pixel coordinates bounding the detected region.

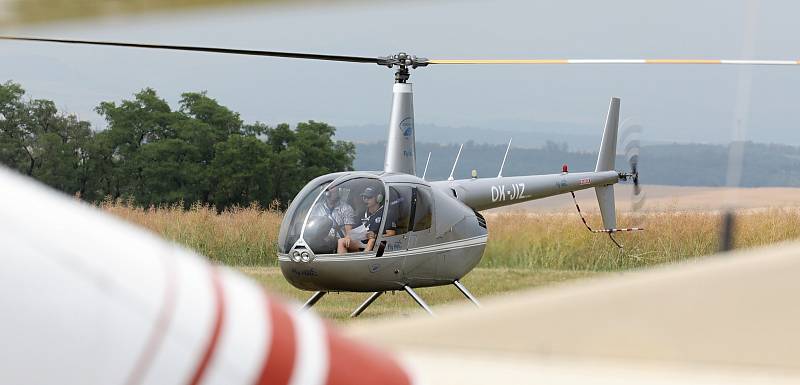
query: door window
[
  {"left": 412, "top": 186, "right": 433, "bottom": 231},
  {"left": 387, "top": 185, "right": 413, "bottom": 235}
]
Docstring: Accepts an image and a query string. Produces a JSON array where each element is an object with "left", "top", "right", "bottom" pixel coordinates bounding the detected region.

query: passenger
[{"left": 311, "top": 185, "right": 356, "bottom": 253}]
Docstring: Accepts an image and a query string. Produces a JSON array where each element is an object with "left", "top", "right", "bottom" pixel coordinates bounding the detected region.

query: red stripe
[
  {"left": 124, "top": 257, "right": 178, "bottom": 385},
  {"left": 254, "top": 296, "right": 297, "bottom": 385},
  {"left": 186, "top": 266, "right": 226, "bottom": 385},
  {"left": 324, "top": 324, "right": 411, "bottom": 385}
]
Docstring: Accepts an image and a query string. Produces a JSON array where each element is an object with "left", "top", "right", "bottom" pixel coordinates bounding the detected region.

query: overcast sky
[{"left": 1, "top": 0, "right": 798, "bottom": 146}]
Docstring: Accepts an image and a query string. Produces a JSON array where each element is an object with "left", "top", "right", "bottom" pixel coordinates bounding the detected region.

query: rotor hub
[{"left": 378, "top": 52, "right": 429, "bottom": 83}]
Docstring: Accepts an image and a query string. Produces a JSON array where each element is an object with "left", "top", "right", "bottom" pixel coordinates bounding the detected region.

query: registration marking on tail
[{"left": 491, "top": 183, "right": 527, "bottom": 202}]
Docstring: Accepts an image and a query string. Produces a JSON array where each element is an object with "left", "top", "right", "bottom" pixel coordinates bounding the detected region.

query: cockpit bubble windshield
[
  {"left": 278, "top": 181, "right": 330, "bottom": 253},
  {"left": 302, "top": 177, "right": 385, "bottom": 255}
]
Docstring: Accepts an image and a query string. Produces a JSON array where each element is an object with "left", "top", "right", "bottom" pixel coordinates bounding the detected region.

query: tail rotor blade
[{"left": 620, "top": 121, "right": 646, "bottom": 212}]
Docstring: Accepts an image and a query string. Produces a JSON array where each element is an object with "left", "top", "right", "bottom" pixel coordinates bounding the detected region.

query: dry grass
[
  {"left": 100, "top": 198, "right": 283, "bottom": 266},
  {"left": 483, "top": 208, "right": 800, "bottom": 271},
  {"left": 100, "top": 199, "right": 800, "bottom": 271}
]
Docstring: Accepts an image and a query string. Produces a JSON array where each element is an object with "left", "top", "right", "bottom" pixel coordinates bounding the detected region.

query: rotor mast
[{"left": 379, "top": 53, "right": 428, "bottom": 175}]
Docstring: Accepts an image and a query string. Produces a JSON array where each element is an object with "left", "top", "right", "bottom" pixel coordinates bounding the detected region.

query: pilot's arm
[
  {"left": 384, "top": 209, "right": 398, "bottom": 237},
  {"left": 365, "top": 231, "right": 376, "bottom": 252}
]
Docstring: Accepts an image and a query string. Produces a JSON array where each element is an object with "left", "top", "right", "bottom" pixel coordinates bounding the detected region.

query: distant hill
[
  {"left": 353, "top": 141, "right": 800, "bottom": 187},
  {"left": 336, "top": 122, "right": 602, "bottom": 151}
]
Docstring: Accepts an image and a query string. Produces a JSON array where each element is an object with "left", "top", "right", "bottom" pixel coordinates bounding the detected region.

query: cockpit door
[
  {"left": 376, "top": 183, "right": 435, "bottom": 255},
  {"left": 376, "top": 184, "right": 412, "bottom": 255}
]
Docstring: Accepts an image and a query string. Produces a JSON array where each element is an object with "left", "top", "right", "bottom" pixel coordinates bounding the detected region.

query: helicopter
[
  {"left": 277, "top": 93, "right": 636, "bottom": 317},
  {"left": 3, "top": 36, "right": 797, "bottom": 317}
]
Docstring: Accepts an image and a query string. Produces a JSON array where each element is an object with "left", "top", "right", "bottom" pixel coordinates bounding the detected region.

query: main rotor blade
[
  {"left": 0, "top": 36, "right": 380, "bottom": 64},
  {"left": 428, "top": 59, "right": 800, "bottom": 65}
]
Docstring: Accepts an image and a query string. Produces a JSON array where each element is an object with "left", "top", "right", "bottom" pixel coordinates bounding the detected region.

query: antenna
[
  {"left": 422, "top": 151, "right": 432, "bottom": 180},
  {"left": 448, "top": 144, "right": 464, "bottom": 181},
  {"left": 497, "top": 138, "right": 513, "bottom": 177}
]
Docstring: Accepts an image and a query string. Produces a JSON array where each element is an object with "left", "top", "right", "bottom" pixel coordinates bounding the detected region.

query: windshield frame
[{"left": 277, "top": 177, "right": 333, "bottom": 254}]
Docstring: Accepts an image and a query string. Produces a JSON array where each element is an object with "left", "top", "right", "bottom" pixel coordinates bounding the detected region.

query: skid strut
[
  {"left": 350, "top": 292, "right": 384, "bottom": 318},
  {"left": 301, "top": 291, "right": 326, "bottom": 310},
  {"left": 404, "top": 285, "right": 434, "bottom": 315},
  {"left": 453, "top": 280, "right": 481, "bottom": 307}
]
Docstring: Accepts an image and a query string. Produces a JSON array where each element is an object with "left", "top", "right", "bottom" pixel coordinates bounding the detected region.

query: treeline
[
  {"left": 355, "top": 140, "right": 800, "bottom": 187},
  {"left": 0, "top": 81, "right": 354, "bottom": 209}
]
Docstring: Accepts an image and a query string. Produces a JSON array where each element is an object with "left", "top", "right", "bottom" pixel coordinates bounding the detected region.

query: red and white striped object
[{"left": 0, "top": 166, "right": 413, "bottom": 385}]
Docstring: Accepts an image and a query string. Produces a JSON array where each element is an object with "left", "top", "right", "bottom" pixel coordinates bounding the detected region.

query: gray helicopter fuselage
[
  {"left": 277, "top": 168, "right": 620, "bottom": 292},
  {"left": 278, "top": 172, "right": 487, "bottom": 292}
]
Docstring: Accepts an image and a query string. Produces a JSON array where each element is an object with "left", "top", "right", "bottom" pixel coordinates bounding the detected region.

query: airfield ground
[
  {"left": 240, "top": 267, "right": 599, "bottom": 321},
  {"left": 104, "top": 185, "right": 800, "bottom": 320}
]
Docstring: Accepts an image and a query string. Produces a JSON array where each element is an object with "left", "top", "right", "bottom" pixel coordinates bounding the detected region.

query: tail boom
[{"left": 434, "top": 171, "right": 619, "bottom": 212}]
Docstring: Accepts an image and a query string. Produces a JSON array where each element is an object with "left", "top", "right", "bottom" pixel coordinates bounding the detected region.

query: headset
[
  {"left": 361, "top": 187, "right": 384, "bottom": 204},
  {"left": 324, "top": 188, "right": 340, "bottom": 203}
]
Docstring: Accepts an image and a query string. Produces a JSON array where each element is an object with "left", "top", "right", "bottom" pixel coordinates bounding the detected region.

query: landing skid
[
  {"left": 301, "top": 291, "right": 326, "bottom": 310},
  {"left": 350, "top": 287, "right": 436, "bottom": 317},
  {"left": 350, "top": 292, "right": 383, "bottom": 318},
  {"left": 404, "top": 285, "right": 434, "bottom": 315},
  {"left": 306, "top": 282, "right": 479, "bottom": 317},
  {"left": 454, "top": 280, "right": 481, "bottom": 307}
]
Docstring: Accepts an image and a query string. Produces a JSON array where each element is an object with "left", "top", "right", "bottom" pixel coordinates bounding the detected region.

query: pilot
[
  {"left": 312, "top": 185, "right": 356, "bottom": 248},
  {"left": 362, "top": 186, "right": 397, "bottom": 252}
]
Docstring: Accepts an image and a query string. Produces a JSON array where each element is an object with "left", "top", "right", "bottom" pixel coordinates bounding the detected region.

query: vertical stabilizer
[
  {"left": 595, "top": 97, "right": 620, "bottom": 172},
  {"left": 596, "top": 185, "right": 617, "bottom": 229},
  {"left": 384, "top": 83, "right": 416, "bottom": 175},
  {"left": 596, "top": 97, "right": 620, "bottom": 229}
]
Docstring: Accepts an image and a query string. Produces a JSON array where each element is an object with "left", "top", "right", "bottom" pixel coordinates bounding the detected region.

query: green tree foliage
[
  {"left": 211, "top": 135, "right": 273, "bottom": 208},
  {"left": 0, "top": 82, "right": 355, "bottom": 209},
  {"left": 0, "top": 81, "right": 94, "bottom": 194}
]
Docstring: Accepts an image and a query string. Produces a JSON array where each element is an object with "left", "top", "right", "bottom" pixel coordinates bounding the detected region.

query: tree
[
  {"left": 263, "top": 123, "right": 300, "bottom": 206},
  {"left": 210, "top": 135, "right": 273, "bottom": 208},
  {"left": 1, "top": 83, "right": 357, "bottom": 209},
  {"left": 0, "top": 82, "right": 32, "bottom": 174},
  {"left": 134, "top": 138, "right": 206, "bottom": 205},
  {"left": 95, "top": 88, "right": 181, "bottom": 200},
  {"left": 292, "top": 120, "right": 355, "bottom": 182},
  {"left": 179, "top": 91, "right": 242, "bottom": 142},
  {"left": 0, "top": 82, "right": 93, "bottom": 194}
]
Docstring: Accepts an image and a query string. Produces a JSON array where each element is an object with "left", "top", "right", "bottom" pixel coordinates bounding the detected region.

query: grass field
[{"left": 100, "top": 190, "right": 800, "bottom": 319}]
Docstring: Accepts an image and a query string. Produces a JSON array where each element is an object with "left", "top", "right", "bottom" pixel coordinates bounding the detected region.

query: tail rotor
[{"left": 620, "top": 120, "right": 646, "bottom": 212}]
